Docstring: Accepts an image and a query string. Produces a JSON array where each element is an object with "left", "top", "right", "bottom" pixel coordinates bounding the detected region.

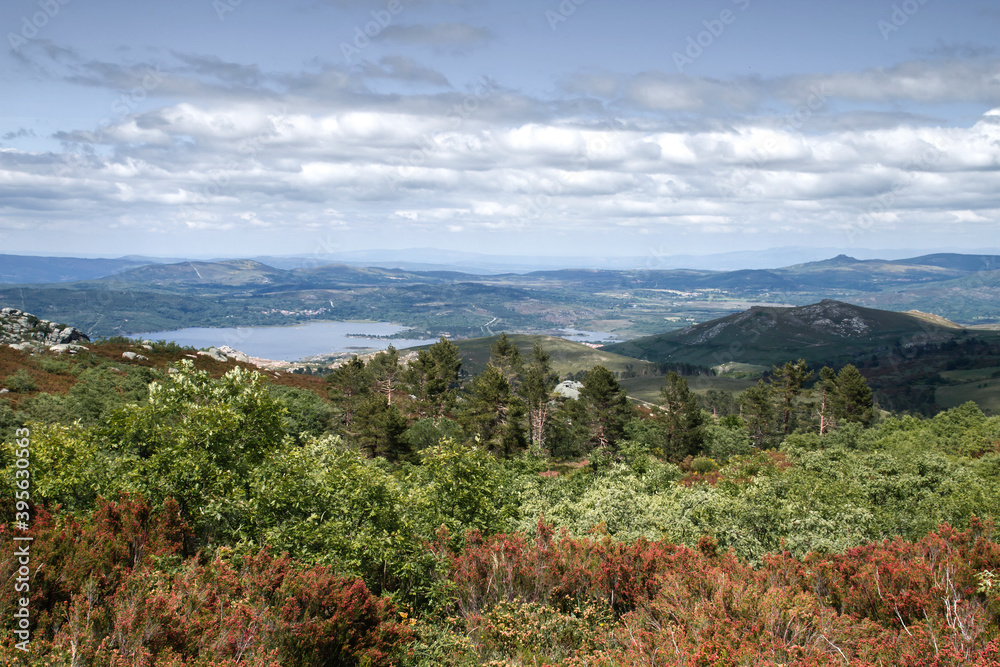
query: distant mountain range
[
  {"left": 6, "top": 247, "right": 1000, "bottom": 284},
  {"left": 2, "top": 251, "right": 999, "bottom": 347},
  {"left": 0, "top": 254, "right": 178, "bottom": 284}
]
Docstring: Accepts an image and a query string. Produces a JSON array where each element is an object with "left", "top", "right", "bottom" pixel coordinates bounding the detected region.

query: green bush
[
  {"left": 691, "top": 456, "right": 719, "bottom": 474},
  {"left": 3, "top": 369, "right": 37, "bottom": 393}
]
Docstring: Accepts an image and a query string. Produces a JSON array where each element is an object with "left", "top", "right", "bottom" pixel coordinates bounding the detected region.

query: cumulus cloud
[{"left": 2, "top": 48, "right": 999, "bottom": 251}]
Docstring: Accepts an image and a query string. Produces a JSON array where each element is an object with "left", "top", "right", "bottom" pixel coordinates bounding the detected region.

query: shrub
[
  {"left": 3, "top": 369, "right": 37, "bottom": 393},
  {"left": 690, "top": 456, "right": 719, "bottom": 474}
]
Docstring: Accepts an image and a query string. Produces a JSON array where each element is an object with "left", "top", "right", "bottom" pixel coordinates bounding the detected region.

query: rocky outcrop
[
  {"left": 197, "top": 347, "right": 228, "bottom": 363},
  {"left": 1, "top": 307, "right": 90, "bottom": 350}
]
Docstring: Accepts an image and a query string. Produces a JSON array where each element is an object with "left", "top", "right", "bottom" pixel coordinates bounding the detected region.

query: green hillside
[
  {"left": 97, "top": 259, "right": 291, "bottom": 288},
  {"left": 416, "top": 333, "right": 660, "bottom": 379},
  {"left": 602, "top": 300, "right": 968, "bottom": 369}
]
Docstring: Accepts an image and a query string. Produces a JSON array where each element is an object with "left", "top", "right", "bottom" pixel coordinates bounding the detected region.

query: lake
[
  {"left": 560, "top": 328, "right": 620, "bottom": 343},
  {"left": 131, "top": 321, "right": 439, "bottom": 362}
]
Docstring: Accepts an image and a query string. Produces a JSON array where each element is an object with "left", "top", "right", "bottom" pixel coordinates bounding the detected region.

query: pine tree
[
  {"left": 520, "top": 341, "right": 558, "bottom": 451},
  {"left": 326, "top": 356, "right": 371, "bottom": 432},
  {"left": 404, "top": 337, "right": 462, "bottom": 418},
  {"left": 816, "top": 364, "right": 875, "bottom": 432},
  {"left": 579, "top": 365, "right": 633, "bottom": 453},
  {"left": 832, "top": 364, "right": 874, "bottom": 426},
  {"left": 489, "top": 332, "right": 524, "bottom": 390},
  {"left": 739, "top": 380, "right": 778, "bottom": 448},
  {"left": 461, "top": 363, "right": 526, "bottom": 457},
  {"left": 817, "top": 366, "right": 837, "bottom": 434},
  {"left": 771, "top": 359, "right": 813, "bottom": 435},
  {"left": 354, "top": 393, "right": 409, "bottom": 460},
  {"left": 368, "top": 345, "right": 401, "bottom": 405},
  {"left": 657, "top": 371, "right": 706, "bottom": 460}
]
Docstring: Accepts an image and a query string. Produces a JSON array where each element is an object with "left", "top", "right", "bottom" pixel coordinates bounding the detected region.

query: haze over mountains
[
  {"left": 2, "top": 251, "right": 999, "bottom": 345},
  {"left": 5, "top": 249, "right": 1000, "bottom": 416},
  {"left": 6, "top": 247, "right": 1000, "bottom": 284}
]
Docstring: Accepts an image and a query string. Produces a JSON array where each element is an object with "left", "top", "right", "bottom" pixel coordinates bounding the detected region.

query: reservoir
[{"left": 131, "top": 321, "right": 439, "bottom": 362}]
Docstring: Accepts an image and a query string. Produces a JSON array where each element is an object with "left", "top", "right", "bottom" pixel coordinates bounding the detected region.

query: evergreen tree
[
  {"left": 368, "top": 345, "right": 402, "bottom": 405},
  {"left": 831, "top": 364, "right": 874, "bottom": 427},
  {"left": 816, "top": 364, "right": 875, "bottom": 431},
  {"left": 520, "top": 341, "right": 558, "bottom": 451},
  {"left": 579, "top": 365, "right": 633, "bottom": 452},
  {"left": 699, "top": 389, "right": 739, "bottom": 420},
  {"left": 326, "top": 356, "right": 371, "bottom": 432},
  {"left": 404, "top": 337, "right": 462, "bottom": 418},
  {"left": 656, "top": 371, "right": 706, "bottom": 460},
  {"left": 489, "top": 332, "right": 524, "bottom": 390},
  {"left": 461, "top": 363, "right": 526, "bottom": 457},
  {"left": 739, "top": 380, "right": 778, "bottom": 448},
  {"left": 817, "top": 366, "right": 837, "bottom": 435},
  {"left": 771, "top": 359, "right": 813, "bottom": 435},
  {"left": 354, "top": 393, "right": 409, "bottom": 461}
]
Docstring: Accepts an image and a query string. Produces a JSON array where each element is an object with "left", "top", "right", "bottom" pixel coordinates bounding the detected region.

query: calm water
[
  {"left": 131, "top": 321, "right": 438, "bottom": 362},
  {"left": 560, "top": 328, "right": 620, "bottom": 343}
]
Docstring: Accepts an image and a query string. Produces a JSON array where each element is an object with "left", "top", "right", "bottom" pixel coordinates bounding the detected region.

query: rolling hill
[
  {"left": 601, "top": 300, "right": 969, "bottom": 370},
  {"left": 413, "top": 333, "right": 659, "bottom": 379},
  {"left": 0, "top": 254, "right": 177, "bottom": 284}
]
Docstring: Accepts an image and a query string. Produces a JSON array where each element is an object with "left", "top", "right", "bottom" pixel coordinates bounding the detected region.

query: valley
[{"left": 5, "top": 251, "right": 1000, "bottom": 416}]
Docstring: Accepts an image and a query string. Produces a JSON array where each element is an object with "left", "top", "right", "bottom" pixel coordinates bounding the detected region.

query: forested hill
[
  {"left": 2, "top": 252, "right": 1000, "bottom": 341},
  {"left": 602, "top": 299, "right": 971, "bottom": 369}
]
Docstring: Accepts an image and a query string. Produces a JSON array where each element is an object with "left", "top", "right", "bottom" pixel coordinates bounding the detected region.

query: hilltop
[
  {"left": 602, "top": 300, "right": 970, "bottom": 370},
  {"left": 1, "top": 307, "right": 90, "bottom": 352}
]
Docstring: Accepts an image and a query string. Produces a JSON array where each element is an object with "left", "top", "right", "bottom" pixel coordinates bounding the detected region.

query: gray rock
[
  {"left": 217, "top": 345, "right": 250, "bottom": 363},
  {"left": 553, "top": 380, "right": 584, "bottom": 400},
  {"left": 0, "top": 308, "right": 90, "bottom": 346},
  {"left": 197, "top": 347, "right": 228, "bottom": 363},
  {"left": 50, "top": 343, "right": 89, "bottom": 354}
]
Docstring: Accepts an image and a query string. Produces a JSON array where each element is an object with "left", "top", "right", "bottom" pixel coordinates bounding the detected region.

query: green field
[
  {"left": 620, "top": 374, "right": 756, "bottom": 404},
  {"left": 936, "top": 366, "right": 1000, "bottom": 415},
  {"left": 416, "top": 333, "right": 660, "bottom": 380}
]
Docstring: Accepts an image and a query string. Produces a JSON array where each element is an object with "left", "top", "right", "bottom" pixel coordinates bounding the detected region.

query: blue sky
[{"left": 1, "top": 0, "right": 999, "bottom": 260}]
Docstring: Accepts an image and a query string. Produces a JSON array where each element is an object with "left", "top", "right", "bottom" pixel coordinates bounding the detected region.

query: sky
[{"left": 0, "top": 0, "right": 999, "bottom": 261}]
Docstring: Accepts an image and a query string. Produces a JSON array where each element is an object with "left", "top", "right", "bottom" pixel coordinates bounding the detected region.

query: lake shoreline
[{"left": 129, "top": 320, "right": 439, "bottom": 362}]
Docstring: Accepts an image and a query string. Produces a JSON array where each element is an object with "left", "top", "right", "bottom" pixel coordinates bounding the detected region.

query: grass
[
  {"left": 936, "top": 380, "right": 1000, "bottom": 415},
  {"left": 939, "top": 366, "right": 1000, "bottom": 382},
  {"left": 620, "top": 374, "right": 755, "bottom": 405},
  {"left": 712, "top": 362, "right": 769, "bottom": 379},
  {"left": 416, "top": 334, "right": 660, "bottom": 379}
]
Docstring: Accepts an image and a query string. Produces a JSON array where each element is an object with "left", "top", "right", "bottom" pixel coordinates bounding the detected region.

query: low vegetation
[{"left": 3, "top": 329, "right": 1000, "bottom": 665}]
